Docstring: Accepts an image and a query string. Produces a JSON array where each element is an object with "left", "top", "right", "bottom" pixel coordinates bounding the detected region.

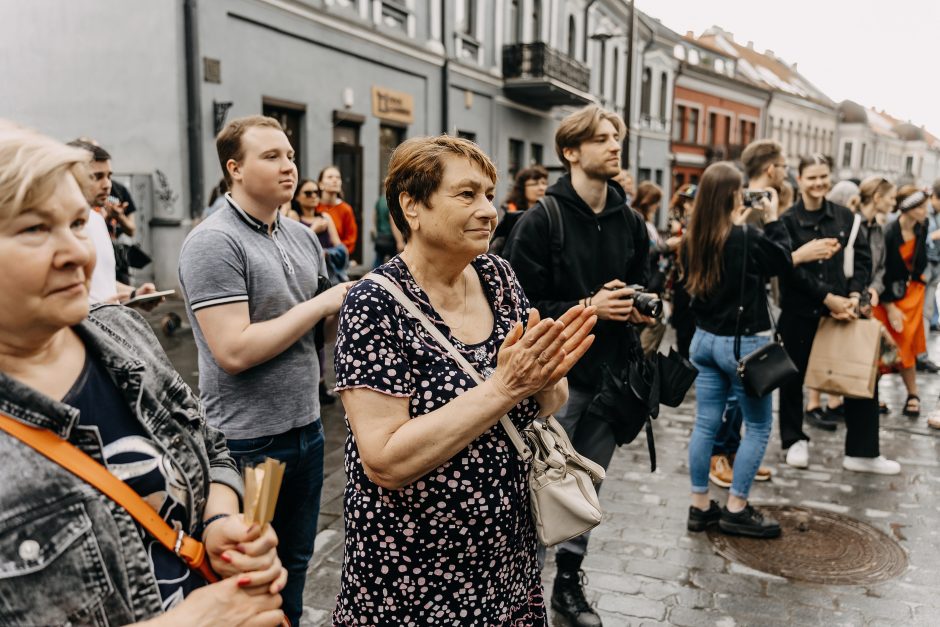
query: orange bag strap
[{"left": 0, "top": 412, "right": 219, "bottom": 583}]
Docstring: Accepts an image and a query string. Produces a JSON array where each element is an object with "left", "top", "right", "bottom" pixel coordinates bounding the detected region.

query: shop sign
[{"left": 372, "top": 86, "right": 414, "bottom": 124}]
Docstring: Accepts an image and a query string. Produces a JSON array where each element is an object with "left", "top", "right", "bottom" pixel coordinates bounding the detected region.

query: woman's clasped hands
[{"left": 491, "top": 304, "right": 597, "bottom": 403}]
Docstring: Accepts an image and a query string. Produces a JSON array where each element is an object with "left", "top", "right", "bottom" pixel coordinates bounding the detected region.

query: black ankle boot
[{"left": 551, "top": 553, "right": 602, "bottom": 627}]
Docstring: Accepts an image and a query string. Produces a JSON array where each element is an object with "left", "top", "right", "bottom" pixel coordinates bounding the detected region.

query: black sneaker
[
  {"left": 805, "top": 407, "right": 837, "bottom": 431},
  {"left": 822, "top": 404, "right": 844, "bottom": 422},
  {"left": 719, "top": 504, "right": 781, "bottom": 538},
  {"left": 916, "top": 356, "right": 940, "bottom": 373},
  {"left": 551, "top": 570, "right": 602, "bottom": 627},
  {"left": 687, "top": 499, "right": 721, "bottom": 532}
]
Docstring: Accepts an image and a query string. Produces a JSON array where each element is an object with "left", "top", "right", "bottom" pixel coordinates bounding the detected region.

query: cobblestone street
[{"left": 155, "top": 306, "right": 940, "bottom": 626}]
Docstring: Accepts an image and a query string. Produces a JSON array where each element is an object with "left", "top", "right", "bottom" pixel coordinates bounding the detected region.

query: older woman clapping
[
  {"left": 0, "top": 121, "right": 286, "bottom": 626},
  {"left": 332, "top": 136, "right": 596, "bottom": 625}
]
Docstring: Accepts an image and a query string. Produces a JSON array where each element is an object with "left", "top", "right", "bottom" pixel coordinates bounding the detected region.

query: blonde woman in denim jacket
[{"left": 0, "top": 122, "right": 286, "bottom": 626}]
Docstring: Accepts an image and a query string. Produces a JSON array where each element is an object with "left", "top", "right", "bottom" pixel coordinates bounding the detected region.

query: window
[
  {"left": 675, "top": 172, "right": 686, "bottom": 187},
  {"left": 768, "top": 116, "right": 774, "bottom": 139},
  {"left": 461, "top": 0, "right": 476, "bottom": 35},
  {"left": 687, "top": 108, "right": 699, "bottom": 143},
  {"left": 598, "top": 39, "right": 607, "bottom": 97},
  {"left": 860, "top": 143, "right": 867, "bottom": 167},
  {"left": 707, "top": 112, "right": 717, "bottom": 145},
  {"left": 638, "top": 168, "right": 652, "bottom": 182},
  {"left": 658, "top": 72, "right": 668, "bottom": 120},
  {"left": 531, "top": 0, "right": 542, "bottom": 41},
  {"left": 905, "top": 155, "right": 914, "bottom": 174},
  {"left": 509, "top": 138, "right": 524, "bottom": 178},
  {"left": 379, "top": 125, "right": 406, "bottom": 193},
  {"left": 567, "top": 15, "right": 577, "bottom": 57},
  {"left": 787, "top": 121, "right": 793, "bottom": 154},
  {"left": 457, "top": 130, "right": 477, "bottom": 143},
  {"left": 655, "top": 169, "right": 663, "bottom": 186},
  {"left": 714, "top": 58, "right": 724, "bottom": 74},
  {"left": 688, "top": 49, "right": 700, "bottom": 65},
  {"left": 509, "top": 0, "right": 522, "bottom": 43},
  {"left": 673, "top": 105, "right": 685, "bottom": 141},
  {"left": 673, "top": 44, "right": 685, "bottom": 60},
  {"left": 530, "top": 143, "right": 544, "bottom": 165},
  {"left": 842, "top": 141, "right": 853, "bottom": 168},
  {"left": 611, "top": 50, "right": 619, "bottom": 106},
  {"left": 722, "top": 115, "right": 731, "bottom": 146},
  {"left": 379, "top": 1, "right": 409, "bottom": 33},
  {"left": 640, "top": 68, "right": 652, "bottom": 116}
]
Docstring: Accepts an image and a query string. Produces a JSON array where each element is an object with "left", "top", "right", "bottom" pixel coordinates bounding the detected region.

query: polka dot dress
[{"left": 332, "top": 254, "right": 546, "bottom": 626}]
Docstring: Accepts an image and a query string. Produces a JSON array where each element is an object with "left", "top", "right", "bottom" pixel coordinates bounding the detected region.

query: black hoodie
[{"left": 503, "top": 174, "right": 650, "bottom": 389}]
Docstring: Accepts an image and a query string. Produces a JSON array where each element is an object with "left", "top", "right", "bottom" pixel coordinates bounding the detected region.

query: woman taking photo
[
  {"left": 778, "top": 155, "right": 899, "bottom": 474},
  {"left": 0, "top": 123, "right": 286, "bottom": 625},
  {"left": 679, "top": 162, "right": 791, "bottom": 538},
  {"left": 317, "top": 166, "right": 358, "bottom": 259},
  {"left": 873, "top": 185, "right": 929, "bottom": 418},
  {"left": 332, "top": 136, "right": 596, "bottom": 624}
]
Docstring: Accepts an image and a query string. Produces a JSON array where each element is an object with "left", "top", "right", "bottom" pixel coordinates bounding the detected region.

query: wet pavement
[{"left": 151, "top": 299, "right": 940, "bottom": 626}]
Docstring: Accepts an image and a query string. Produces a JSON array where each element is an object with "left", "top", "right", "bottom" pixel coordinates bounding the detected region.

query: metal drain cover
[{"left": 706, "top": 506, "right": 908, "bottom": 584}]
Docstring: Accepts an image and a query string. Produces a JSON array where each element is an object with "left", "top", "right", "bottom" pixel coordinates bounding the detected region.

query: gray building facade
[{"left": 3, "top": 0, "right": 652, "bottom": 284}]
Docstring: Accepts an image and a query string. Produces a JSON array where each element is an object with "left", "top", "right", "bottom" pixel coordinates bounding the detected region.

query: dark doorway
[
  {"left": 263, "top": 98, "right": 305, "bottom": 177},
  {"left": 333, "top": 120, "right": 363, "bottom": 262},
  {"left": 378, "top": 124, "right": 406, "bottom": 194}
]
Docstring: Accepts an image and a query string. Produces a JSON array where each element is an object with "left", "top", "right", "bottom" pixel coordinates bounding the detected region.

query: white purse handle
[{"left": 365, "top": 273, "right": 533, "bottom": 461}]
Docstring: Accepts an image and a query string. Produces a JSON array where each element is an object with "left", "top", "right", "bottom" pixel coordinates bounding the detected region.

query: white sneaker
[
  {"left": 842, "top": 455, "right": 901, "bottom": 475},
  {"left": 785, "top": 440, "right": 809, "bottom": 468}
]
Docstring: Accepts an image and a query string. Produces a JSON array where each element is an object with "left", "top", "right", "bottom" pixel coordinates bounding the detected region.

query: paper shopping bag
[{"left": 805, "top": 317, "right": 881, "bottom": 399}]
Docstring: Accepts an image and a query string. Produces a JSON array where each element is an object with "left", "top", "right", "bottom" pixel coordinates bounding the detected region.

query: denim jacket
[{"left": 0, "top": 305, "right": 242, "bottom": 626}]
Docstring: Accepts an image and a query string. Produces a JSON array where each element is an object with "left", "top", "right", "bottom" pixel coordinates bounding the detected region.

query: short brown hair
[
  {"left": 633, "top": 181, "right": 663, "bottom": 221},
  {"left": 741, "top": 139, "right": 783, "bottom": 180},
  {"left": 385, "top": 135, "right": 497, "bottom": 243},
  {"left": 858, "top": 176, "right": 894, "bottom": 206},
  {"left": 554, "top": 105, "right": 625, "bottom": 171},
  {"left": 216, "top": 115, "right": 284, "bottom": 186}
]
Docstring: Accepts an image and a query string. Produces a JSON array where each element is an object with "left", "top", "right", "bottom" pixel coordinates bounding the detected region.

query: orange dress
[{"left": 873, "top": 237, "right": 926, "bottom": 369}]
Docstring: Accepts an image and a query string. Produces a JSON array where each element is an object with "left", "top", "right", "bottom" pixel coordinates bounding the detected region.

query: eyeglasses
[{"left": 302, "top": 190, "right": 320, "bottom": 197}]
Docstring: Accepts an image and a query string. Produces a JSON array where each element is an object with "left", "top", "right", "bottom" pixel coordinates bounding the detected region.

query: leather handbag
[
  {"left": 0, "top": 412, "right": 219, "bottom": 583},
  {"left": 733, "top": 227, "right": 799, "bottom": 398},
  {"left": 367, "top": 273, "right": 605, "bottom": 547}
]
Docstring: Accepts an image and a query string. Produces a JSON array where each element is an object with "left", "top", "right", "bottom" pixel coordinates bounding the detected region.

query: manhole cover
[{"left": 706, "top": 506, "right": 907, "bottom": 584}]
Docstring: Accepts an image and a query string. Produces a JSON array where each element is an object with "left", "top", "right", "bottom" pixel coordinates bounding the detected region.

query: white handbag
[
  {"left": 844, "top": 213, "right": 862, "bottom": 278},
  {"left": 367, "top": 273, "right": 605, "bottom": 546}
]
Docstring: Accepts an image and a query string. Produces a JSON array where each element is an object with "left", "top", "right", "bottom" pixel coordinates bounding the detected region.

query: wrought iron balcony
[{"left": 502, "top": 42, "right": 593, "bottom": 108}]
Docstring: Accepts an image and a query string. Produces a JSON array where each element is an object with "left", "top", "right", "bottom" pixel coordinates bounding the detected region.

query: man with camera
[{"left": 504, "top": 105, "right": 650, "bottom": 627}]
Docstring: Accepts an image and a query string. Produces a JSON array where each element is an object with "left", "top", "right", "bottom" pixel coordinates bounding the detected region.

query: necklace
[{"left": 445, "top": 272, "right": 470, "bottom": 331}]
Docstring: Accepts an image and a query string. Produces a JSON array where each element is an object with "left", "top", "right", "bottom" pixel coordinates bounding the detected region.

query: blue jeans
[
  {"left": 712, "top": 397, "right": 743, "bottom": 456},
  {"left": 227, "top": 420, "right": 324, "bottom": 627},
  {"left": 689, "top": 330, "right": 773, "bottom": 499}
]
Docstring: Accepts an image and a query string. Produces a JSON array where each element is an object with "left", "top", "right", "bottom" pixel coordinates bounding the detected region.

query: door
[
  {"left": 333, "top": 122, "right": 363, "bottom": 262},
  {"left": 263, "top": 99, "right": 305, "bottom": 178}
]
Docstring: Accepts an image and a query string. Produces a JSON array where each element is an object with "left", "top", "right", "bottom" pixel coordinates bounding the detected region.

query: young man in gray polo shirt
[{"left": 178, "top": 115, "right": 350, "bottom": 626}]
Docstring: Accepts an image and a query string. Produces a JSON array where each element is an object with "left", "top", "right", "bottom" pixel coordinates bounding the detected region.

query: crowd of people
[{"left": 0, "top": 102, "right": 938, "bottom": 627}]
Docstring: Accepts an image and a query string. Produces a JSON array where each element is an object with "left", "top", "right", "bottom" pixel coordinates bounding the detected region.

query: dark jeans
[
  {"left": 227, "top": 420, "right": 325, "bottom": 627},
  {"left": 712, "top": 396, "right": 743, "bottom": 456},
  {"left": 777, "top": 312, "right": 880, "bottom": 457}
]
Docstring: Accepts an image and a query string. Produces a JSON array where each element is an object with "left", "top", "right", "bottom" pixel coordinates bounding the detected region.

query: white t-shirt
[{"left": 88, "top": 209, "right": 117, "bottom": 303}]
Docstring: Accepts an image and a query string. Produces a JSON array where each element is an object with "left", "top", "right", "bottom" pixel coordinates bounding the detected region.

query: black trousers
[{"left": 777, "top": 311, "right": 880, "bottom": 457}]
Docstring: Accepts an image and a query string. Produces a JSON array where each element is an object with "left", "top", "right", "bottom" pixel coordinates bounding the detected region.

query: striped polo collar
[{"left": 225, "top": 192, "right": 281, "bottom": 235}]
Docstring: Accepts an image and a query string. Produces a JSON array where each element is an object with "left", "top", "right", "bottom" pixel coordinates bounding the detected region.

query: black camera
[
  {"left": 626, "top": 284, "right": 663, "bottom": 318},
  {"left": 743, "top": 190, "right": 772, "bottom": 208}
]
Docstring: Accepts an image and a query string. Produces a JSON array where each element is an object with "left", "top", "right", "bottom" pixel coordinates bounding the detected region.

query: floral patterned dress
[{"left": 332, "top": 254, "right": 546, "bottom": 626}]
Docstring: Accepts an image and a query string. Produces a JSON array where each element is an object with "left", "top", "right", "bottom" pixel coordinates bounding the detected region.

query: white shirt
[{"left": 87, "top": 209, "right": 117, "bottom": 303}]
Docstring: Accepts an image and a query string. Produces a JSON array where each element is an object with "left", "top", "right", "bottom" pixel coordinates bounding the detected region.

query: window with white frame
[{"left": 567, "top": 15, "right": 577, "bottom": 57}]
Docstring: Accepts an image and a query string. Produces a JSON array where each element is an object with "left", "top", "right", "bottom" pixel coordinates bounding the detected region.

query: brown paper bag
[{"left": 805, "top": 317, "right": 882, "bottom": 399}]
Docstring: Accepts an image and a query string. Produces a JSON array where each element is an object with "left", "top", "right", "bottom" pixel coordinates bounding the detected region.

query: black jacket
[
  {"left": 690, "top": 223, "right": 793, "bottom": 337},
  {"left": 780, "top": 198, "right": 872, "bottom": 319},
  {"left": 881, "top": 218, "right": 928, "bottom": 302},
  {"left": 504, "top": 174, "right": 650, "bottom": 389}
]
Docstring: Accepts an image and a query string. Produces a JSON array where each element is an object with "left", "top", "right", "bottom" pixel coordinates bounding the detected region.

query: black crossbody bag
[{"left": 734, "top": 226, "right": 799, "bottom": 397}]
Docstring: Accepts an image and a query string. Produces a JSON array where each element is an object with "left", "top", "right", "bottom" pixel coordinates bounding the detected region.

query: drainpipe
[
  {"left": 441, "top": 0, "right": 450, "bottom": 134},
  {"left": 183, "top": 0, "right": 204, "bottom": 219},
  {"left": 622, "top": 0, "right": 636, "bottom": 169}
]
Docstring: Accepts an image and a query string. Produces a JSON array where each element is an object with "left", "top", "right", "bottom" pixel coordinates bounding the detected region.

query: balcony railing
[{"left": 502, "top": 42, "right": 592, "bottom": 108}]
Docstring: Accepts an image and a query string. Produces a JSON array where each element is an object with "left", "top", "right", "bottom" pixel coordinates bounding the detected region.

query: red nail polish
[
  {"left": 220, "top": 553, "right": 232, "bottom": 563},
  {"left": 237, "top": 576, "right": 251, "bottom": 587}
]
